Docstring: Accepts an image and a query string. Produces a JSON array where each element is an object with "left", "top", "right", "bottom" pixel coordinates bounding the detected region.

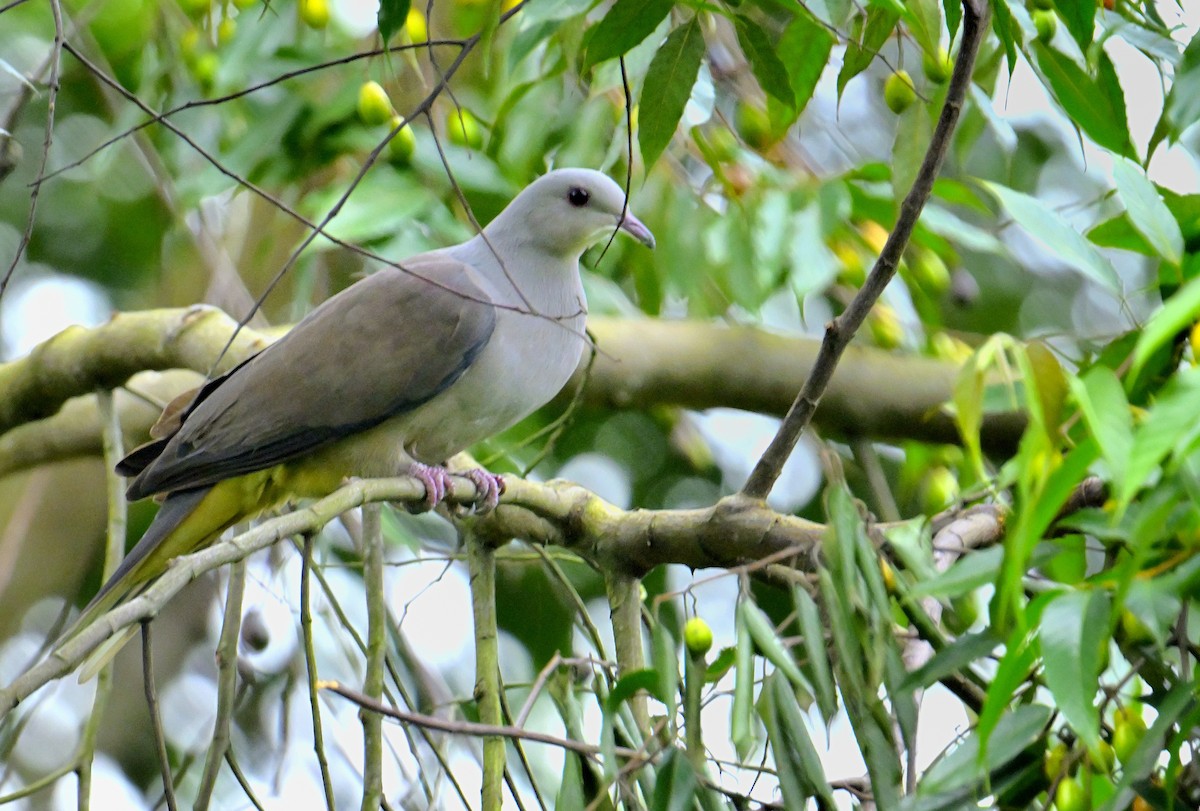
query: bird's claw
[
  {"left": 460, "top": 469, "right": 505, "bottom": 514},
  {"left": 406, "top": 462, "right": 455, "bottom": 513},
  {"left": 405, "top": 464, "right": 504, "bottom": 514}
]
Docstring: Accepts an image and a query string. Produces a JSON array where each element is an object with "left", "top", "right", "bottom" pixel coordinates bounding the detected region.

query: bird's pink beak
[{"left": 619, "top": 212, "right": 656, "bottom": 249}]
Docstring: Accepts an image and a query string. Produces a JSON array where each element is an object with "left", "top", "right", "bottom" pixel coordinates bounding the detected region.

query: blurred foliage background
[{"left": 1, "top": 0, "right": 1200, "bottom": 808}]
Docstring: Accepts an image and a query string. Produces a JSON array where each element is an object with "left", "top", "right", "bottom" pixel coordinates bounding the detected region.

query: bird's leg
[
  {"left": 406, "top": 462, "right": 455, "bottom": 512},
  {"left": 460, "top": 469, "right": 506, "bottom": 514}
]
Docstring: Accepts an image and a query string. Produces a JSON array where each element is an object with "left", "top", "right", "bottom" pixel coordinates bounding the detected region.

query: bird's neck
[{"left": 456, "top": 225, "right": 587, "bottom": 320}]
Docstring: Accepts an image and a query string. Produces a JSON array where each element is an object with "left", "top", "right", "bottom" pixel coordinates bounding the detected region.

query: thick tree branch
[
  {"left": 741, "top": 0, "right": 993, "bottom": 501},
  {"left": 0, "top": 307, "right": 1026, "bottom": 479}
]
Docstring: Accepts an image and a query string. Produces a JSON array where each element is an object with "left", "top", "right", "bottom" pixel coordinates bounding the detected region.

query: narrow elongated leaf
[
  {"left": 838, "top": 7, "right": 900, "bottom": 97},
  {"left": 377, "top": 0, "right": 411, "bottom": 44},
  {"left": 759, "top": 672, "right": 838, "bottom": 809},
  {"left": 638, "top": 18, "right": 705, "bottom": 170},
  {"left": 1126, "top": 369, "right": 1200, "bottom": 506},
  {"left": 983, "top": 182, "right": 1120, "bottom": 290},
  {"left": 1068, "top": 365, "right": 1132, "bottom": 481},
  {"left": 1040, "top": 589, "right": 1109, "bottom": 753},
  {"left": 1033, "top": 45, "right": 1135, "bottom": 158},
  {"left": 903, "top": 0, "right": 942, "bottom": 56},
  {"left": 1129, "top": 276, "right": 1200, "bottom": 386},
  {"left": 899, "top": 631, "right": 1001, "bottom": 692},
  {"left": 778, "top": 10, "right": 833, "bottom": 116},
  {"left": 1161, "top": 31, "right": 1200, "bottom": 142},
  {"left": 583, "top": 0, "right": 673, "bottom": 69},
  {"left": 739, "top": 599, "right": 811, "bottom": 696},
  {"left": 650, "top": 748, "right": 697, "bottom": 811},
  {"left": 920, "top": 704, "right": 1052, "bottom": 793},
  {"left": 731, "top": 602, "right": 756, "bottom": 758},
  {"left": 734, "top": 15, "right": 793, "bottom": 105},
  {"left": 793, "top": 587, "right": 837, "bottom": 719},
  {"left": 1059, "top": 0, "right": 1098, "bottom": 50},
  {"left": 1112, "top": 156, "right": 1184, "bottom": 265}
]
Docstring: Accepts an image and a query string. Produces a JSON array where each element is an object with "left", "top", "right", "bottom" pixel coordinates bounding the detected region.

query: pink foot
[
  {"left": 460, "top": 469, "right": 506, "bottom": 513},
  {"left": 406, "top": 462, "right": 455, "bottom": 512}
]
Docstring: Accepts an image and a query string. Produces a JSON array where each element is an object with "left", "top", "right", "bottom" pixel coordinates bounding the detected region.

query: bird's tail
[{"left": 55, "top": 486, "right": 214, "bottom": 677}]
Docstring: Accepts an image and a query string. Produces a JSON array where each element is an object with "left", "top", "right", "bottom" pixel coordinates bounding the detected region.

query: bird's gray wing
[{"left": 123, "top": 257, "right": 497, "bottom": 499}]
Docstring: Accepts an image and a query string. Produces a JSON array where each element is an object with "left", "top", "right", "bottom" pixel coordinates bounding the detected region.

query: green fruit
[
  {"left": 1045, "top": 741, "right": 1068, "bottom": 779},
  {"left": 869, "top": 304, "right": 904, "bottom": 349},
  {"left": 1112, "top": 708, "right": 1147, "bottom": 763},
  {"left": 922, "top": 466, "right": 960, "bottom": 513},
  {"left": 922, "top": 47, "right": 953, "bottom": 84},
  {"left": 911, "top": 249, "right": 951, "bottom": 293},
  {"left": 405, "top": 7, "right": 427, "bottom": 41},
  {"left": 1091, "top": 740, "right": 1115, "bottom": 774},
  {"left": 683, "top": 618, "right": 714, "bottom": 656},
  {"left": 217, "top": 17, "right": 236, "bottom": 44},
  {"left": 1054, "top": 774, "right": 1088, "bottom": 811},
  {"left": 179, "top": 0, "right": 210, "bottom": 18},
  {"left": 192, "top": 52, "right": 219, "bottom": 93},
  {"left": 358, "top": 81, "right": 394, "bottom": 126},
  {"left": 733, "top": 101, "right": 772, "bottom": 151},
  {"left": 884, "top": 70, "right": 917, "bottom": 114},
  {"left": 1034, "top": 10, "right": 1057, "bottom": 43},
  {"left": 446, "top": 109, "right": 483, "bottom": 149},
  {"left": 299, "top": 0, "right": 329, "bottom": 29},
  {"left": 387, "top": 117, "right": 417, "bottom": 165}
]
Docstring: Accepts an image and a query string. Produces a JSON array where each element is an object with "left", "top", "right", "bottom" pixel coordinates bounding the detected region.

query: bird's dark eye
[{"left": 567, "top": 187, "right": 590, "bottom": 207}]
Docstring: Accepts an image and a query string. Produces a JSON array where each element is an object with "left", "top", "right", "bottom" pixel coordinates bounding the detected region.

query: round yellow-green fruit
[
  {"left": 358, "top": 81, "right": 394, "bottom": 126},
  {"left": 1054, "top": 774, "right": 1088, "bottom": 811},
  {"left": 683, "top": 617, "right": 714, "bottom": 656},
  {"left": 922, "top": 47, "right": 952, "bottom": 84},
  {"left": 387, "top": 117, "right": 417, "bottom": 165},
  {"left": 446, "top": 109, "right": 484, "bottom": 149},
  {"left": 405, "top": 7, "right": 427, "bottom": 41},
  {"left": 217, "top": 17, "right": 236, "bottom": 44},
  {"left": 884, "top": 70, "right": 917, "bottom": 115},
  {"left": 1034, "top": 10, "right": 1057, "bottom": 43},
  {"left": 299, "top": 0, "right": 329, "bottom": 29},
  {"left": 1112, "top": 707, "right": 1147, "bottom": 764},
  {"left": 734, "top": 101, "right": 772, "bottom": 151}
]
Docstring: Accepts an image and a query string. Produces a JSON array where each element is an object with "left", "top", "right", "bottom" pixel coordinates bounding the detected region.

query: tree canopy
[{"left": 1, "top": 0, "right": 1198, "bottom": 808}]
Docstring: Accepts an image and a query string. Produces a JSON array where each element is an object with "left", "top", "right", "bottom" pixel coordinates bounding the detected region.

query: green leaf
[
  {"left": 777, "top": 10, "right": 834, "bottom": 116},
  {"left": 943, "top": 0, "right": 962, "bottom": 41},
  {"left": 1068, "top": 365, "right": 1132, "bottom": 482},
  {"left": 793, "top": 586, "right": 837, "bottom": 719},
  {"left": 919, "top": 704, "right": 1052, "bottom": 794},
  {"left": 1131, "top": 277, "right": 1200, "bottom": 386},
  {"left": 650, "top": 748, "right": 697, "bottom": 811},
  {"left": 1161, "top": 28, "right": 1200, "bottom": 143},
  {"left": 1032, "top": 44, "right": 1135, "bottom": 158},
  {"left": 1125, "top": 369, "right": 1200, "bottom": 506},
  {"left": 705, "top": 646, "right": 736, "bottom": 682},
  {"left": 899, "top": 631, "right": 1000, "bottom": 692},
  {"left": 990, "top": 0, "right": 1018, "bottom": 71},
  {"left": 1058, "top": 0, "right": 1098, "bottom": 50},
  {"left": 1040, "top": 589, "right": 1109, "bottom": 753},
  {"left": 606, "top": 668, "right": 665, "bottom": 712},
  {"left": 638, "top": 17, "right": 705, "bottom": 170},
  {"left": 734, "top": 15, "right": 793, "bottom": 105},
  {"left": 893, "top": 99, "right": 933, "bottom": 211},
  {"left": 651, "top": 620, "right": 681, "bottom": 711},
  {"left": 983, "top": 182, "right": 1120, "bottom": 290},
  {"left": 731, "top": 603, "right": 756, "bottom": 759},
  {"left": 902, "top": 0, "right": 943, "bottom": 56},
  {"left": 377, "top": 0, "right": 410, "bottom": 44},
  {"left": 583, "top": 0, "right": 674, "bottom": 69},
  {"left": 758, "top": 672, "right": 838, "bottom": 809},
  {"left": 739, "top": 598, "right": 811, "bottom": 696},
  {"left": 910, "top": 546, "right": 1004, "bottom": 599},
  {"left": 1112, "top": 156, "right": 1184, "bottom": 265},
  {"left": 838, "top": 7, "right": 900, "bottom": 97}
]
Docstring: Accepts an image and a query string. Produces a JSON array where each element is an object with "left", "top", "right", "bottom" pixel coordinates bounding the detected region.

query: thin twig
[
  {"left": 141, "top": 621, "right": 178, "bottom": 811},
  {"left": 0, "top": 0, "right": 64, "bottom": 301},
  {"left": 322, "top": 681, "right": 642, "bottom": 761},
  {"left": 195, "top": 561, "right": 247, "bottom": 811},
  {"left": 360, "top": 504, "right": 385, "bottom": 811},
  {"left": 301, "top": 534, "right": 337, "bottom": 810},
  {"left": 740, "top": 0, "right": 992, "bottom": 501}
]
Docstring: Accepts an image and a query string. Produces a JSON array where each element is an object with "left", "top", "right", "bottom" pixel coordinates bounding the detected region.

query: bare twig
[
  {"left": 740, "top": 0, "right": 992, "bottom": 501},
  {"left": 141, "top": 621, "right": 178, "bottom": 811}
]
